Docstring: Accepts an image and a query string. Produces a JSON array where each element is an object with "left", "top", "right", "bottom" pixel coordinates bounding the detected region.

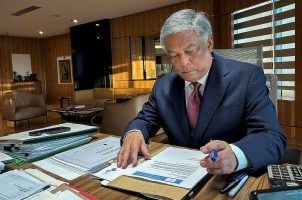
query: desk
[{"left": 12, "top": 134, "right": 269, "bottom": 200}]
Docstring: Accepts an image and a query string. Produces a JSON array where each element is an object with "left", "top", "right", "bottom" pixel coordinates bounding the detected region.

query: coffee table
[{"left": 49, "top": 106, "right": 104, "bottom": 125}]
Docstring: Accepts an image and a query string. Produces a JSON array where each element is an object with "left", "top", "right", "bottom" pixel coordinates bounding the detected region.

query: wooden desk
[{"left": 14, "top": 134, "right": 270, "bottom": 200}]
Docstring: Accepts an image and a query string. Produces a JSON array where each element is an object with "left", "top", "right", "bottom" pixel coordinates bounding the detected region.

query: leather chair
[
  {"left": 101, "top": 94, "right": 165, "bottom": 142},
  {"left": 101, "top": 94, "right": 149, "bottom": 135},
  {"left": 2, "top": 91, "right": 47, "bottom": 129},
  {"left": 213, "top": 46, "right": 278, "bottom": 114}
]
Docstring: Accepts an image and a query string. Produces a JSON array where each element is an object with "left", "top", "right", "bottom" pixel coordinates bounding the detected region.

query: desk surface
[{"left": 12, "top": 134, "right": 270, "bottom": 200}]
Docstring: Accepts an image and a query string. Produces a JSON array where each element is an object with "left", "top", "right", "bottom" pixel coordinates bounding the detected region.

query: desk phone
[{"left": 267, "top": 164, "right": 302, "bottom": 187}]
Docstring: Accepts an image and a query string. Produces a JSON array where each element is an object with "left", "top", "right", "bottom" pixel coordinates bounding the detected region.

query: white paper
[
  {"left": 33, "top": 159, "right": 86, "bottom": 181},
  {"left": 127, "top": 147, "right": 208, "bottom": 189},
  {"left": 0, "top": 123, "right": 97, "bottom": 143},
  {"left": 53, "top": 136, "right": 120, "bottom": 171},
  {"left": 33, "top": 136, "right": 120, "bottom": 180},
  {"left": 0, "top": 152, "right": 12, "bottom": 162},
  {"left": 24, "top": 168, "right": 66, "bottom": 187},
  {"left": 0, "top": 170, "right": 49, "bottom": 200}
]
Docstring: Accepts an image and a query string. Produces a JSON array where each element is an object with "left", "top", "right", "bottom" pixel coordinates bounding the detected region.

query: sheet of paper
[
  {"left": 53, "top": 136, "right": 120, "bottom": 171},
  {"left": 28, "top": 190, "right": 62, "bottom": 200},
  {"left": 127, "top": 147, "right": 208, "bottom": 189},
  {"left": 33, "top": 159, "right": 86, "bottom": 181},
  {"left": 0, "top": 169, "right": 49, "bottom": 200},
  {"left": 24, "top": 168, "right": 66, "bottom": 187},
  {"left": 0, "top": 123, "right": 97, "bottom": 143},
  {"left": 0, "top": 152, "right": 12, "bottom": 162},
  {"left": 55, "top": 190, "right": 83, "bottom": 200},
  {"left": 93, "top": 157, "right": 145, "bottom": 181}
]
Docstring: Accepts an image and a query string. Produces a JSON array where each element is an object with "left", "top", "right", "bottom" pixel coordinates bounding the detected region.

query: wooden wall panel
[
  {"left": 42, "top": 34, "right": 73, "bottom": 103},
  {"left": 112, "top": 37, "right": 131, "bottom": 86},
  {"left": 111, "top": 0, "right": 214, "bottom": 39},
  {"left": 0, "top": 35, "right": 44, "bottom": 105}
]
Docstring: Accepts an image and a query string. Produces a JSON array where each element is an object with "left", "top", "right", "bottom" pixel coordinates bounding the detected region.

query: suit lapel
[
  {"left": 191, "top": 53, "right": 231, "bottom": 147},
  {"left": 171, "top": 76, "right": 191, "bottom": 145}
]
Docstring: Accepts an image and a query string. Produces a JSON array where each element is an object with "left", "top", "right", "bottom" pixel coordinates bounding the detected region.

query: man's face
[{"left": 164, "top": 30, "right": 213, "bottom": 82}]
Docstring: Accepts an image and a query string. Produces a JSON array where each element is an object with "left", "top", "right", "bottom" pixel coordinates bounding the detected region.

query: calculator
[{"left": 267, "top": 164, "right": 302, "bottom": 187}]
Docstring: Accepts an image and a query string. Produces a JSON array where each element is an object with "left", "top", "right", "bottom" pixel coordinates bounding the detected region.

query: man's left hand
[{"left": 200, "top": 140, "right": 237, "bottom": 174}]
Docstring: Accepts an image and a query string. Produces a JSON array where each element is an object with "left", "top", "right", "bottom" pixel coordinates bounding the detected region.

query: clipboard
[{"left": 107, "top": 173, "right": 212, "bottom": 200}]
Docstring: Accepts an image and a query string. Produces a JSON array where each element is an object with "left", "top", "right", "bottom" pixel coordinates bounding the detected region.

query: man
[{"left": 117, "top": 9, "right": 286, "bottom": 174}]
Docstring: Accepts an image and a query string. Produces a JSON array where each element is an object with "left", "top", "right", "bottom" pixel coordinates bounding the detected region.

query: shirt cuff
[
  {"left": 230, "top": 144, "right": 249, "bottom": 171},
  {"left": 121, "top": 129, "right": 143, "bottom": 145}
]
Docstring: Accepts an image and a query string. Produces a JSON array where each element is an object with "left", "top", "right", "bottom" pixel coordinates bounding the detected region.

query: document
[
  {"left": 53, "top": 136, "right": 120, "bottom": 171},
  {"left": 0, "top": 169, "right": 49, "bottom": 200},
  {"left": 24, "top": 168, "right": 66, "bottom": 187},
  {"left": 34, "top": 136, "right": 121, "bottom": 180},
  {"left": 127, "top": 147, "right": 208, "bottom": 189},
  {"left": 0, "top": 152, "right": 12, "bottom": 163}
]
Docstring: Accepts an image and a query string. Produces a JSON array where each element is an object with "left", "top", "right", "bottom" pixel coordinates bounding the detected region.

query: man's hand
[
  {"left": 200, "top": 140, "right": 237, "bottom": 174},
  {"left": 117, "top": 131, "right": 150, "bottom": 168}
]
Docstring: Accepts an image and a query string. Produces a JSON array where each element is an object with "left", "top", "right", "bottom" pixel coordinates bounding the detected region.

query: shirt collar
[{"left": 185, "top": 69, "right": 210, "bottom": 88}]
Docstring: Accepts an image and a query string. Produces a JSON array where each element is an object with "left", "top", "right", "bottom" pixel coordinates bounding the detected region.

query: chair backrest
[
  {"left": 213, "top": 46, "right": 278, "bottom": 114},
  {"left": 101, "top": 94, "right": 149, "bottom": 135},
  {"left": 213, "top": 46, "right": 263, "bottom": 67}
]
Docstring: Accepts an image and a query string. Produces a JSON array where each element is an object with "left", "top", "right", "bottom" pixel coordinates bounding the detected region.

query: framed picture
[{"left": 57, "top": 56, "right": 73, "bottom": 84}]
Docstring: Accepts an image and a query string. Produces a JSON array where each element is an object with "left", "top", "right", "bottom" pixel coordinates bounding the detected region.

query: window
[{"left": 233, "top": 0, "right": 295, "bottom": 100}]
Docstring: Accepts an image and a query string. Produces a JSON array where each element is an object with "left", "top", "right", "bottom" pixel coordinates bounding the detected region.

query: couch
[{"left": 2, "top": 91, "right": 47, "bottom": 128}]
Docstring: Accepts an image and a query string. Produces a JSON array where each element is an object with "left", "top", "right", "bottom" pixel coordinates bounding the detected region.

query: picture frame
[{"left": 57, "top": 56, "right": 73, "bottom": 84}]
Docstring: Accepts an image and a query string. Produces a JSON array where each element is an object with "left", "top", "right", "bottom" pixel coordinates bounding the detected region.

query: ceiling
[{"left": 0, "top": 0, "right": 187, "bottom": 38}]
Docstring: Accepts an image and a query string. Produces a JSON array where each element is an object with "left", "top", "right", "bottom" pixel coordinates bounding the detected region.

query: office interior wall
[
  {"left": 41, "top": 34, "right": 73, "bottom": 103},
  {"left": 0, "top": 35, "right": 45, "bottom": 105}
]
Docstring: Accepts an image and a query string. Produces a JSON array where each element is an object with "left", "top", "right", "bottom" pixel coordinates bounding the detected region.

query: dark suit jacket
[{"left": 122, "top": 53, "right": 287, "bottom": 171}]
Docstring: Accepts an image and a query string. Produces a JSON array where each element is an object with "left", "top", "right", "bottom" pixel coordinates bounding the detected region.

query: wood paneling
[
  {"left": 111, "top": 0, "right": 214, "bottom": 39},
  {"left": 42, "top": 34, "right": 73, "bottom": 103},
  {"left": 112, "top": 37, "right": 131, "bottom": 86},
  {"left": 0, "top": 35, "right": 44, "bottom": 105}
]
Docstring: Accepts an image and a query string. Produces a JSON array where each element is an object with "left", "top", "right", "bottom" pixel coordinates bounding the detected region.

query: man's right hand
[{"left": 117, "top": 131, "right": 150, "bottom": 168}]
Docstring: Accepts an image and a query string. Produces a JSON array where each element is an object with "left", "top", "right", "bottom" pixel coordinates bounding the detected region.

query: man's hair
[{"left": 160, "top": 9, "right": 212, "bottom": 51}]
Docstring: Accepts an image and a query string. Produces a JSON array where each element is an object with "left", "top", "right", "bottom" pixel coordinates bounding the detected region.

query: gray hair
[{"left": 160, "top": 9, "right": 212, "bottom": 51}]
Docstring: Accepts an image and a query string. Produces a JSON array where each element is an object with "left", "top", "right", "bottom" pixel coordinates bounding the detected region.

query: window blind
[{"left": 233, "top": 0, "right": 295, "bottom": 100}]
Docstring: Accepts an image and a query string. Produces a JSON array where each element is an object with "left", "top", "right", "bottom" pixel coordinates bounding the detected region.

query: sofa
[{"left": 2, "top": 91, "right": 47, "bottom": 128}]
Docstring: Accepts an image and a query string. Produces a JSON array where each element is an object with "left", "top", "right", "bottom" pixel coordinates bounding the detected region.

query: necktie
[{"left": 187, "top": 82, "right": 201, "bottom": 132}]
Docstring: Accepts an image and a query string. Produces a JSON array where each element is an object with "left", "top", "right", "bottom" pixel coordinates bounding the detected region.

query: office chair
[{"left": 213, "top": 46, "right": 278, "bottom": 115}]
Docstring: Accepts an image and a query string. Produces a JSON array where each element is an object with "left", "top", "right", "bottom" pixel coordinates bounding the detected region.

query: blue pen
[
  {"left": 209, "top": 150, "right": 218, "bottom": 161},
  {"left": 220, "top": 173, "right": 248, "bottom": 194}
]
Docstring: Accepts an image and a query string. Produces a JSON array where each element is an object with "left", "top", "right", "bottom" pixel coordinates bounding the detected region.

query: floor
[{"left": 0, "top": 103, "right": 301, "bottom": 152}]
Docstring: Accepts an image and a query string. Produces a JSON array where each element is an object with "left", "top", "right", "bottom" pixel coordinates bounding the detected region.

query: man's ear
[{"left": 207, "top": 36, "right": 214, "bottom": 51}]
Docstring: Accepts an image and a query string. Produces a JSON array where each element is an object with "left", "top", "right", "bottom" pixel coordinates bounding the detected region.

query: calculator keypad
[{"left": 267, "top": 165, "right": 302, "bottom": 187}]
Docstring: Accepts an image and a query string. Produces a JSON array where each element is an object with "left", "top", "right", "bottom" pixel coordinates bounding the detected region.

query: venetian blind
[{"left": 233, "top": 0, "right": 295, "bottom": 99}]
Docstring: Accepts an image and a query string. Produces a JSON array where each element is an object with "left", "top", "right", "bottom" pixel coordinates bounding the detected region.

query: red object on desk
[{"left": 65, "top": 184, "right": 99, "bottom": 200}]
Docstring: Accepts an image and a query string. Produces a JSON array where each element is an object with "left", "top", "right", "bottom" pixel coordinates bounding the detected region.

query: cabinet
[{"left": 7, "top": 81, "right": 42, "bottom": 94}]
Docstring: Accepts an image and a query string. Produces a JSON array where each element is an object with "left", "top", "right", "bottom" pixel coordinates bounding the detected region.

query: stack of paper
[
  {"left": 0, "top": 123, "right": 98, "bottom": 165},
  {"left": 34, "top": 136, "right": 121, "bottom": 180},
  {"left": 94, "top": 147, "right": 210, "bottom": 200}
]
